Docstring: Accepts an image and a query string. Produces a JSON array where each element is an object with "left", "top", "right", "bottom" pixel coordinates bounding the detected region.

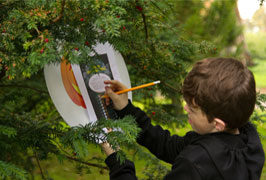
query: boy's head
[{"left": 182, "top": 57, "right": 256, "bottom": 133}]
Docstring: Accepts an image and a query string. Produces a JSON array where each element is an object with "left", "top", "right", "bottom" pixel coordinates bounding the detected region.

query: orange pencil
[{"left": 101, "top": 80, "right": 160, "bottom": 99}]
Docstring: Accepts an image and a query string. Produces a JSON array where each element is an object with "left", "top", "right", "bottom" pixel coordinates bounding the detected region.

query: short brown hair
[{"left": 182, "top": 57, "right": 256, "bottom": 129}]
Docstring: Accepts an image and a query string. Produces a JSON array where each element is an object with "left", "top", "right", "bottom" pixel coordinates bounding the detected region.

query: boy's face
[{"left": 184, "top": 103, "right": 216, "bottom": 135}]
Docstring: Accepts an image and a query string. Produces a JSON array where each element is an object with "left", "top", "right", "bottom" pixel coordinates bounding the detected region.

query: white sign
[{"left": 44, "top": 42, "right": 131, "bottom": 127}]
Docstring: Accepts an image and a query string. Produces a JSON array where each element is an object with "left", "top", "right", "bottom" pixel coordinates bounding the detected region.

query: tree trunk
[{"left": 235, "top": 0, "right": 254, "bottom": 66}]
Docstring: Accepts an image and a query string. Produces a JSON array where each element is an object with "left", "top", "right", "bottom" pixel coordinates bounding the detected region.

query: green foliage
[
  {"left": 256, "top": 93, "right": 266, "bottom": 112},
  {"left": 251, "top": 93, "right": 266, "bottom": 131},
  {"left": 0, "top": 160, "right": 28, "bottom": 180},
  {"left": 0, "top": 75, "right": 141, "bottom": 178},
  {"left": 171, "top": 0, "right": 242, "bottom": 58},
  {"left": 135, "top": 147, "right": 169, "bottom": 180},
  {"left": 248, "top": 59, "right": 266, "bottom": 88},
  {"left": 0, "top": 125, "right": 17, "bottom": 137},
  {"left": 246, "top": 32, "right": 266, "bottom": 60}
]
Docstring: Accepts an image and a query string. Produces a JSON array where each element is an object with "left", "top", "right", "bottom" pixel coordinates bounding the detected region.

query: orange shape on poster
[{"left": 61, "top": 58, "right": 86, "bottom": 109}]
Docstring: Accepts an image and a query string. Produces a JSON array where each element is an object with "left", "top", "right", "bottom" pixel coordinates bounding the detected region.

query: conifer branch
[
  {"left": 150, "top": 1, "right": 167, "bottom": 16},
  {"left": 135, "top": 0, "right": 148, "bottom": 41},
  {"left": 34, "top": 151, "right": 46, "bottom": 180},
  {"left": 52, "top": 0, "right": 66, "bottom": 23},
  {"left": 141, "top": 12, "right": 148, "bottom": 42},
  {"left": 0, "top": 84, "right": 48, "bottom": 94},
  {"left": 0, "top": 160, "right": 28, "bottom": 179},
  {"left": 65, "top": 155, "right": 109, "bottom": 170},
  {"left": 52, "top": 140, "right": 108, "bottom": 170}
]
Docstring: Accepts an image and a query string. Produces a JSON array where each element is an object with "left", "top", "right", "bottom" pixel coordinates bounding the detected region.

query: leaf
[
  {"left": 23, "top": 41, "right": 32, "bottom": 51},
  {"left": 0, "top": 125, "right": 17, "bottom": 138},
  {"left": 73, "top": 139, "right": 89, "bottom": 159}
]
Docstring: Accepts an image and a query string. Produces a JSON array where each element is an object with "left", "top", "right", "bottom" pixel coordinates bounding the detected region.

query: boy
[{"left": 101, "top": 57, "right": 265, "bottom": 180}]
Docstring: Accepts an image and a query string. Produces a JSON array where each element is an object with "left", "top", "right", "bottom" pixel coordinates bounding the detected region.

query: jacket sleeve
[
  {"left": 164, "top": 157, "right": 202, "bottom": 180},
  {"left": 105, "top": 152, "right": 137, "bottom": 180},
  {"left": 115, "top": 100, "right": 197, "bottom": 164}
]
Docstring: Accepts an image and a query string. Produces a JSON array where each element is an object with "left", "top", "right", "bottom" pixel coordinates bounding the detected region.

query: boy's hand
[
  {"left": 104, "top": 80, "right": 128, "bottom": 110},
  {"left": 100, "top": 129, "right": 119, "bottom": 156},
  {"left": 100, "top": 142, "right": 116, "bottom": 156}
]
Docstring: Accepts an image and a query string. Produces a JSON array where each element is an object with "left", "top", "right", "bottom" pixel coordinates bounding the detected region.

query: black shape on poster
[{"left": 79, "top": 54, "right": 117, "bottom": 120}]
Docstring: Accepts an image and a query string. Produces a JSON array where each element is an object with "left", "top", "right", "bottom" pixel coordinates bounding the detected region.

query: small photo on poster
[{"left": 79, "top": 54, "right": 117, "bottom": 121}]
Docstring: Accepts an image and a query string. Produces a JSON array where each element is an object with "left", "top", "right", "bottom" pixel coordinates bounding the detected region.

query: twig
[
  {"left": 35, "top": 27, "right": 41, "bottom": 35},
  {"left": 52, "top": 140, "right": 109, "bottom": 170},
  {"left": 34, "top": 151, "right": 46, "bottom": 180},
  {"left": 150, "top": 1, "right": 167, "bottom": 16},
  {"left": 52, "top": 140, "right": 73, "bottom": 157},
  {"left": 0, "top": 84, "right": 48, "bottom": 94},
  {"left": 65, "top": 155, "right": 109, "bottom": 170},
  {"left": 135, "top": 0, "right": 148, "bottom": 41},
  {"left": 141, "top": 12, "right": 148, "bottom": 42},
  {"left": 52, "top": 0, "right": 66, "bottom": 23}
]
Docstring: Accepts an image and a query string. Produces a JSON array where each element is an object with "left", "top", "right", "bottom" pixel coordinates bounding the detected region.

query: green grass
[
  {"left": 33, "top": 145, "right": 109, "bottom": 180},
  {"left": 249, "top": 59, "right": 266, "bottom": 88},
  {"left": 246, "top": 31, "right": 266, "bottom": 89}
]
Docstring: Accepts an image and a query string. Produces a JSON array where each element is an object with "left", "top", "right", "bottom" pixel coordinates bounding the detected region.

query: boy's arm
[
  {"left": 104, "top": 80, "right": 197, "bottom": 164},
  {"left": 105, "top": 152, "right": 137, "bottom": 180},
  {"left": 104, "top": 152, "right": 201, "bottom": 180},
  {"left": 103, "top": 148, "right": 201, "bottom": 180},
  {"left": 115, "top": 100, "right": 197, "bottom": 164}
]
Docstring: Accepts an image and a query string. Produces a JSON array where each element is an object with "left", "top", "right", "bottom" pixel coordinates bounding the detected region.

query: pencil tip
[{"left": 154, "top": 80, "right": 160, "bottom": 84}]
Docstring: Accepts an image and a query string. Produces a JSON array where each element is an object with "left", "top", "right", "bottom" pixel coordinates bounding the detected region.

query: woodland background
[{"left": 0, "top": 0, "right": 266, "bottom": 179}]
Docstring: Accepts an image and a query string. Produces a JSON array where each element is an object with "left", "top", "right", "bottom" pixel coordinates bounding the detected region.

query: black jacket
[{"left": 105, "top": 101, "right": 265, "bottom": 180}]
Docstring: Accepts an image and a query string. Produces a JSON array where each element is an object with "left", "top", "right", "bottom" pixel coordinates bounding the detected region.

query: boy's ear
[{"left": 213, "top": 118, "right": 226, "bottom": 132}]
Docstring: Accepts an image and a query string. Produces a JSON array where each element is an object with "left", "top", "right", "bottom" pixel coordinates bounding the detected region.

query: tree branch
[
  {"left": 141, "top": 12, "right": 148, "bottom": 42},
  {"left": 34, "top": 151, "right": 46, "bottom": 180},
  {"left": 150, "top": 1, "right": 167, "bottom": 16},
  {"left": 135, "top": 0, "right": 148, "bottom": 41},
  {"left": 0, "top": 84, "right": 48, "bottom": 94},
  {"left": 52, "top": 140, "right": 109, "bottom": 170},
  {"left": 65, "top": 155, "right": 109, "bottom": 170},
  {"left": 52, "top": 0, "right": 66, "bottom": 23}
]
